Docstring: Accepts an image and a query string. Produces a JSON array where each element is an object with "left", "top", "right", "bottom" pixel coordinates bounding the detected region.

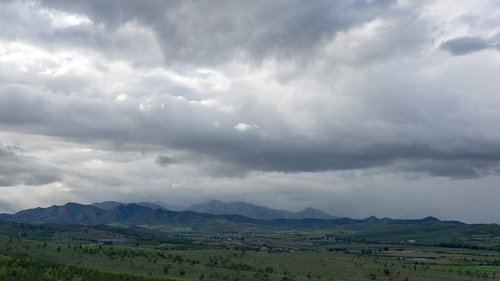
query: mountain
[
  {"left": 4, "top": 202, "right": 500, "bottom": 247},
  {"left": 9, "top": 202, "right": 108, "bottom": 224},
  {"left": 0, "top": 202, "right": 471, "bottom": 234},
  {"left": 142, "top": 201, "right": 185, "bottom": 212},
  {"left": 293, "top": 207, "right": 333, "bottom": 220},
  {"left": 362, "top": 215, "right": 463, "bottom": 225},
  {"left": 0, "top": 202, "right": 342, "bottom": 226},
  {"left": 0, "top": 202, "right": 251, "bottom": 226},
  {"left": 187, "top": 199, "right": 335, "bottom": 220},
  {"left": 92, "top": 201, "right": 184, "bottom": 211},
  {"left": 2, "top": 202, "right": 168, "bottom": 225},
  {"left": 91, "top": 201, "right": 125, "bottom": 210}
]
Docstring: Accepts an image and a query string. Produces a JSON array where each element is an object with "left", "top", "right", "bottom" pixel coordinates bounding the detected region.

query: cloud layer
[{"left": 1, "top": 0, "right": 500, "bottom": 222}]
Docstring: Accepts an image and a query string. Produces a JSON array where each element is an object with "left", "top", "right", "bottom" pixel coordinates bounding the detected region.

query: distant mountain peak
[
  {"left": 65, "top": 202, "right": 84, "bottom": 207},
  {"left": 364, "top": 216, "right": 379, "bottom": 222},
  {"left": 422, "top": 216, "right": 439, "bottom": 222},
  {"left": 294, "top": 207, "right": 333, "bottom": 220}
]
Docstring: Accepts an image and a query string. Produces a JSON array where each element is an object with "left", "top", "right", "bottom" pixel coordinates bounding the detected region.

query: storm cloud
[{"left": 1, "top": 0, "right": 500, "bottom": 222}]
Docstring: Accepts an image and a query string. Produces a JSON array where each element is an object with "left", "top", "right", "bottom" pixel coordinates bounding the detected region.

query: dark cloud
[
  {"left": 395, "top": 159, "right": 500, "bottom": 179},
  {"left": 180, "top": 139, "right": 500, "bottom": 178},
  {"left": 36, "top": 0, "right": 401, "bottom": 65},
  {"left": 155, "top": 155, "right": 178, "bottom": 167},
  {"left": 441, "top": 36, "right": 490, "bottom": 55}
]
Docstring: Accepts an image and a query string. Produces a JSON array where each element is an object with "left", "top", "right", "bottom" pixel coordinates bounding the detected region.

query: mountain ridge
[
  {"left": 92, "top": 201, "right": 167, "bottom": 211},
  {"left": 187, "top": 199, "right": 335, "bottom": 220},
  {"left": 90, "top": 199, "right": 335, "bottom": 220},
  {"left": 0, "top": 202, "right": 467, "bottom": 230}
]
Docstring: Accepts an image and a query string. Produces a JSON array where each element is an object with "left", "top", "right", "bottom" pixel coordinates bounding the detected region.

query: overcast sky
[{"left": 1, "top": 0, "right": 500, "bottom": 223}]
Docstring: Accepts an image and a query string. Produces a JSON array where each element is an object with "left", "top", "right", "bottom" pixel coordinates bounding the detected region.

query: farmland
[{"left": 1, "top": 221, "right": 500, "bottom": 280}]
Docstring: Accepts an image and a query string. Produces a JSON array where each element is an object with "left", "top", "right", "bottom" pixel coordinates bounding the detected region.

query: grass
[
  {"left": 2, "top": 234, "right": 500, "bottom": 280},
  {"left": 1, "top": 219, "right": 500, "bottom": 280}
]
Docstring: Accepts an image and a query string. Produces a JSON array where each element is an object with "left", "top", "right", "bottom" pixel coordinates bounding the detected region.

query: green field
[{"left": 1, "top": 221, "right": 500, "bottom": 281}]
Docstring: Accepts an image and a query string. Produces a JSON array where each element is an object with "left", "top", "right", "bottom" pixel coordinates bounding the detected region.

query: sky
[{"left": 1, "top": 0, "right": 500, "bottom": 223}]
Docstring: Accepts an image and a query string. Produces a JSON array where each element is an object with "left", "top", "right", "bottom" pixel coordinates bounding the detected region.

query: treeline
[
  {"left": 0, "top": 254, "right": 175, "bottom": 281},
  {"left": 435, "top": 242, "right": 500, "bottom": 251}
]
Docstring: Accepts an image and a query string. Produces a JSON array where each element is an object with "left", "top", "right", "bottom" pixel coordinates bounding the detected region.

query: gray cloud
[
  {"left": 34, "top": 0, "right": 403, "bottom": 65},
  {"left": 441, "top": 36, "right": 491, "bottom": 55},
  {"left": 395, "top": 159, "right": 500, "bottom": 179},
  {"left": 1, "top": 0, "right": 500, "bottom": 222},
  {"left": 0, "top": 143, "right": 61, "bottom": 187},
  {"left": 155, "top": 155, "right": 178, "bottom": 167},
  {"left": 3, "top": 80, "right": 498, "bottom": 179},
  {"left": 1, "top": 44, "right": 500, "bottom": 179}
]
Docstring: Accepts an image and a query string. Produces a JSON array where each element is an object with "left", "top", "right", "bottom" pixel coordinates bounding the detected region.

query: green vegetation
[
  {"left": 0, "top": 254, "right": 171, "bottom": 281},
  {"left": 1, "top": 220, "right": 500, "bottom": 280},
  {"left": 0, "top": 224, "right": 500, "bottom": 281}
]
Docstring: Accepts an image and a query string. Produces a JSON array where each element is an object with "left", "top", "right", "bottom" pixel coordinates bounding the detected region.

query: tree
[{"left": 383, "top": 268, "right": 390, "bottom": 276}]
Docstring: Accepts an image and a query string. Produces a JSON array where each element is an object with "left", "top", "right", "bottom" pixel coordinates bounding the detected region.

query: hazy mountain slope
[
  {"left": 188, "top": 200, "right": 335, "bottom": 220},
  {"left": 188, "top": 200, "right": 291, "bottom": 220},
  {"left": 149, "top": 201, "right": 185, "bottom": 212},
  {"left": 135, "top": 202, "right": 170, "bottom": 210},
  {"left": 92, "top": 201, "right": 181, "bottom": 211},
  {"left": 91, "top": 201, "right": 125, "bottom": 210}
]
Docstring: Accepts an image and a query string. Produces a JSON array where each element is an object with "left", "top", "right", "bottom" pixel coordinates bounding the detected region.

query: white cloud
[
  {"left": 115, "top": 94, "right": 127, "bottom": 101},
  {"left": 39, "top": 8, "right": 92, "bottom": 28},
  {"left": 233, "top": 123, "right": 258, "bottom": 132}
]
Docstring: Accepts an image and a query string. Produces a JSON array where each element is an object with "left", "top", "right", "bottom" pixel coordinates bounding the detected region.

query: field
[{"left": 1, "top": 221, "right": 500, "bottom": 280}]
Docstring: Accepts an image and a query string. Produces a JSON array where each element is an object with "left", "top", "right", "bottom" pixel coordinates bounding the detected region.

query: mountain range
[
  {"left": 0, "top": 203, "right": 233, "bottom": 226},
  {"left": 89, "top": 199, "right": 335, "bottom": 220},
  {"left": 3, "top": 202, "right": 500, "bottom": 247},
  {"left": 0, "top": 201, "right": 461, "bottom": 229}
]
